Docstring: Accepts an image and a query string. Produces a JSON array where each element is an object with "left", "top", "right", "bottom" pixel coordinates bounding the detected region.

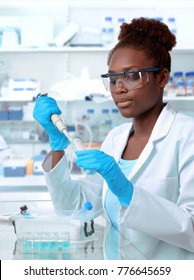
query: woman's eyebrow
[{"left": 108, "top": 66, "right": 138, "bottom": 73}]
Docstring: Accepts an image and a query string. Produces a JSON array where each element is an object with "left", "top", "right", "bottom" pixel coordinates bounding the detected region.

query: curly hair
[{"left": 107, "top": 17, "right": 177, "bottom": 72}]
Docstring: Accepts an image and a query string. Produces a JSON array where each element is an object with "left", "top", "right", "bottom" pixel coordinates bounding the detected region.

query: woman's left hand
[{"left": 76, "top": 150, "right": 134, "bottom": 206}]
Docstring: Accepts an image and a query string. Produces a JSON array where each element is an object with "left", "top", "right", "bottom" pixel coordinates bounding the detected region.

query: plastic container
[
  {"left": 8, "top": 108, "right": 23, "bottom": 120},
  {"left": 3, "top": 159, "right": 26, "bottom": 177},
  {"left": 72, "top": 202, "right": 94, "bottom": 222},
  {"left": 101, "top": 16, "right": 115, "bottom": 46},
  {"left": 0, "top": 110, "right": 8, "bottom": 120},
  {"left": 12, "top": 208, "right": 96, "bottom": 253}
]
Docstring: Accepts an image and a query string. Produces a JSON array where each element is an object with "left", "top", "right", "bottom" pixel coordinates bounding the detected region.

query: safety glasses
[{"left": 101, "top": 67, "right": 162, "bottom": 92}]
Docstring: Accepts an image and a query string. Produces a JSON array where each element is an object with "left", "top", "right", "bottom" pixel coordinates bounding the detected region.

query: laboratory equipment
[
  {"left": 12, "top": 206, "right": 96, "bottom": 254},
  {"left": 36, "top": 93, "right": 95, "bottom": 175},
  {"left": 51, "top": 113, "right": 85, "bottom": 152},
  {"left": 51, "top": 113, "right": 96, "bottom": 175},
  {"left": 20, "top": 205, "right": 30, "bottom": 216}
]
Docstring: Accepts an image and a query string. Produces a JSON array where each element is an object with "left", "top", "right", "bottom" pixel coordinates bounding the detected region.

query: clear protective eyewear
[{"left": 101, "top": 67, "right": 162, "bottom": 92}]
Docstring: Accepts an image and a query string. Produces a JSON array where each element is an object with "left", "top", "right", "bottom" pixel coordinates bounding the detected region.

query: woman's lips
[{"left": 116, "top": 99, "right": 133, "bottom": 108}]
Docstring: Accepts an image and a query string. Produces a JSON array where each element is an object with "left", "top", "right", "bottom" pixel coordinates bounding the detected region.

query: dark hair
[{"left": 107, "top": 17, "right": 176, "bottom": 72}]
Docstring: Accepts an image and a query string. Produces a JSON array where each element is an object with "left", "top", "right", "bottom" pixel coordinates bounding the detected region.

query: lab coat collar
[
  {"left": 108, "top": 103, "right": 176, "bottom": 180},
  {"left": 111, "top": 123, "right": 133, "bottom": 161},
  {"left": 149, "top": 103, "right": 176, "bottom": 143},
  {"left": 111, "top": 103, "right": 176, "bottom": 159}
]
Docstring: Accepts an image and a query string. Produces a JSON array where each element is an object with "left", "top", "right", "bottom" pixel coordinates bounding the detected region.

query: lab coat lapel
[
  {"left": 112, "top": 124, "right": 133, "bottom": 161},
  {"left": 128, "top": 104, "right": 176, "bottom": 180},
  {"left": 128, "top": 104, "right": 176, "bottom": 179},
  {"left": 103, "top": 104, "right": 176, "bottom": 197}
]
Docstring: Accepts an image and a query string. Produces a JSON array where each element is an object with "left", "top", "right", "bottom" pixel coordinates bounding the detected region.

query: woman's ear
[{"left": 158, "top": 68, "right": 169, "bottom": 88}]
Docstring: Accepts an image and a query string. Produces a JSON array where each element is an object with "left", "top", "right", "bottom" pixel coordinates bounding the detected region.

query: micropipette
[
  {"left": 37, "top": 93, "right": 95, "bottom": 174},
  {"left": 37, "top": 93, "right": 85, "bottom": 152},
  {"left": 50, "top": 113, "right": 85, "bottom": 152}
]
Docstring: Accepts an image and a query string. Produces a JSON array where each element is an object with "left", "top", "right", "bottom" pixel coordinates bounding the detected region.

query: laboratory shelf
[
  {"left": 0, "top": 175, "right": 47, "bottom": 188},
  {"left": 0, "top": 97, "right": 34, "bottom": 102},
  {"left": 0, "top": 46, "right": 110, "bottom": 53},
  {"left": 1, "top": 47, "right": 194, "bottom": 54},
  {"left": 1, "top": 0, "right": 194, "bottom": 9},
  {"left": 3, "top": 96, "right": 194, "bottom": 103},
  {"left": 164, "top": 96, "right": 194, "bottom": 102}
]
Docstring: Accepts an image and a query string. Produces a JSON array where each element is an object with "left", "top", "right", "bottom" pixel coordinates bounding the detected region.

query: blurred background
[{"left": 0, "top": 0, "right": 194, "bottom": 206}]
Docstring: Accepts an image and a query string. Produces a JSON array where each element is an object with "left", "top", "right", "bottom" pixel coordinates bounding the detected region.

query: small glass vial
[
  {"left": 71, "top": 137, "right": 84, "bottom": 152},
  {"left": 71, "top": 138, "right": 96, "bottom": 175}
]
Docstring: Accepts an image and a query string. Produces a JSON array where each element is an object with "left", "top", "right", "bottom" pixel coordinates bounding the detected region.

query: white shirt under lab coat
[{"left": 42, "top": 103, "right": 194, "bottom": 253}]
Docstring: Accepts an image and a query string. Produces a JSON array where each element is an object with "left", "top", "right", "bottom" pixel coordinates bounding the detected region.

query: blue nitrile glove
[
  {"left": 33, "top": 95, "right": 70, "bottom": 150},
  {"left": 75, "top": 150, "right": 134, "bottom": 206}
]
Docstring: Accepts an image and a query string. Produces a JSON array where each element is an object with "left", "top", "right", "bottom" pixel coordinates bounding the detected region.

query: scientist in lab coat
[{"left": 33, "top": 17, "right": 194, "bottom": 254}]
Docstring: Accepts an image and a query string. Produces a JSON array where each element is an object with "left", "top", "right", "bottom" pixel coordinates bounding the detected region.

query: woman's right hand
[{"left": 33, "top": 95, "right": 70, "bottom": 150}]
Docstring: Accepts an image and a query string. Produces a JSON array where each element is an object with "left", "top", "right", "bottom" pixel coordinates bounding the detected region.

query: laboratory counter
[{"left": 1, "top": 216, "right": 194, "bottom": 260}]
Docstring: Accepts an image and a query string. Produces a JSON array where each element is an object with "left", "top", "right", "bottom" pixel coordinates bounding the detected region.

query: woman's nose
[{"left": 115, "top": 79, "right": 128, "bottom": 93}]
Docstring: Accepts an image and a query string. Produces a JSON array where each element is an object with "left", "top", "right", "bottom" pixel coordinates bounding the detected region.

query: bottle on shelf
[
  {"left": 154, "top": 17, "right": 163, "bottom": 22},
  {"left": 176, "top": 81, "right": 186, "bottom": 97},
  {"left": 185, "top": 72, "right": 194, "bottom": 96},
  {"left": 173, "top": 72, "right": 186, "bottom": 96},
  {"left": 101, "top": 16, "right": 115, "bottom": 46},
  {"left": 167, "top": 17, "right": 177, "bottom": 36},
  {"left": 164, "top": 76, "right": 176, "bottom": 98},
  {"left": 114, "top": 17, "right": 125, "bottom": 42}
]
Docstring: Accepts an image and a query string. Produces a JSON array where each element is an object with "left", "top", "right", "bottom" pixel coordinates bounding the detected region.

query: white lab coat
[{"left": 42, "top": 103, "right": 194, "bottom": 253}]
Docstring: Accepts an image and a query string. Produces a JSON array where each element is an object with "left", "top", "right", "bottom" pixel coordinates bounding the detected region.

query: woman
[{"left": 33, "top": 17, "right": 194, "bottom": 253}]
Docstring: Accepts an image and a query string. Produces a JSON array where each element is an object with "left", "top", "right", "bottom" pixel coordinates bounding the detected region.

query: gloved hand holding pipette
[
  {"left": 75, "top": 150, "right": 134, "bottom": 206},
  {"left": 33, "top": 95, "right": 70, "bottom": 151}
]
